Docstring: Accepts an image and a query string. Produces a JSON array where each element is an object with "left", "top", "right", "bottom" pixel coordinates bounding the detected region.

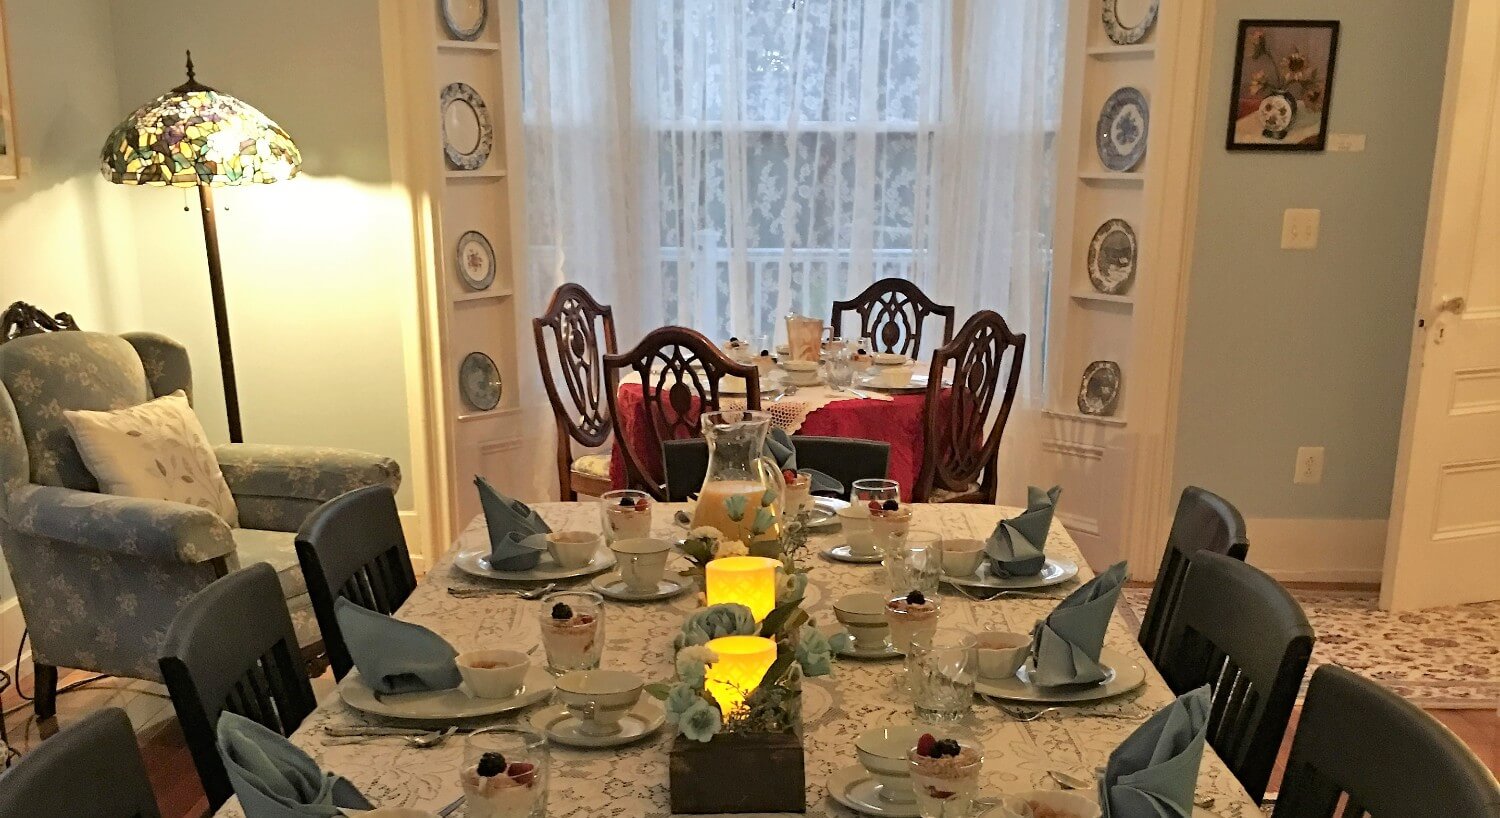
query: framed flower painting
[{"left": 1226, "top": 20, "right": 1339, "bottom": 151}]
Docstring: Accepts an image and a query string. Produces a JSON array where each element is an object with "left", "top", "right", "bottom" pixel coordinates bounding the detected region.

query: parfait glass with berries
[
  {"left": 463, "top": 726, "right": 548, "bottom": 818},
  {"left": 538, "top": 591, "right": 604, "bottom": 675},
  {"left": 886, "top": 589, "right": 941, "bottom": 697},
  {"left": 909, "top": 732, "right": 983, "bottom": 818},
  {"left": 781, "top": 468, "right": 812, "bottom": 516},
  {"left": 599, "top": 489, "right": 653, "bottom": 544}
]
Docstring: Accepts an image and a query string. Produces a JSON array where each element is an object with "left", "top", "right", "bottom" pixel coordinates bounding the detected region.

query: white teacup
[
  {"left": 555, "top": 670, "right": 644, "bottom": 736},
  {"left": 975, "top": 630, "right": 1031, "bottom": 680},
  {"left": 855, "top": 724, "right": 922, "bottom": 804},
  {"left": 869, "top": 364, "right": 915, "bottom": 388},
  {"left": 547, "top": 530, "right": 600, "bottom": 569},
  {"left": 455, "top": 649, "right": 531, "bottom": 699},
  {"left": 609, "top": 537, "right": 673, "bottom": 593},
  {"left": 780, "top": 359, "right": 821, "bottom": 386},
  {"left": 872, "top": 352, "right": 909, "bottom": 367},
  {"left": 940, "top": 538, "right": 986, "bottom": 577},
  {"left": 833, "top": 592, "right": 891, "bottom": 651},
  {"left": 836, "top": 505, "right": 876, "bottom": 556}
]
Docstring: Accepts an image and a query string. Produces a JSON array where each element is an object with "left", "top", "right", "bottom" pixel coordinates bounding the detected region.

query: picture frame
[
  {"left": 0, "top": 3, "right": 18, "bottom": 181},
  {"left": 1225, "top": 20, "right": 1339, "bottom": 152}
]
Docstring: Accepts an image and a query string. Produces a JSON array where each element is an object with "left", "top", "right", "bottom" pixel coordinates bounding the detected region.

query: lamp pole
[{"left": 196, "top": 182, "right": 242, "bottom": 443}]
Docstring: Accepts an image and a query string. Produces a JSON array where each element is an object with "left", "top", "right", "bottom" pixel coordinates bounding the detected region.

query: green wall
[{"left": 1174, "top": 0, "right": 1453, "bottom": 521}]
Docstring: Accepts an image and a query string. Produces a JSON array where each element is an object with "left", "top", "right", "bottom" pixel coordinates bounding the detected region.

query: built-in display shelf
[
  {"left": 1071, "top": 291, "right": 1134, "bottom": 307},
  {"left": 453, "top": 288, "right": 514, "bottom": 303},
  {"left": 445, "top": 168, "right": 507, "bottom": 180},
  {"left": 438, "top": 40, "right": 501, "bottom": 53},
  {"left": 1086, "top": 43, "right": 1156, "bottom": 59},
  {"left": 1043, "top": 408, "right": 1129, "bottom": 427},
  {"left": 457, "top": 405, "right": 520, "bottom": 424},
  {"left": 1078, "top": 171, "right": 1144, "bottom": 185}
]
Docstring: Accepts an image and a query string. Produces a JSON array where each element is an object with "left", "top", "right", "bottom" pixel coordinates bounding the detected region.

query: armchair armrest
[
  {"left": 215, "top": 443, "right": 401, "bottom": 501},
  {"left": 9, "top": 483, "right": 235, "bottom": 564}
]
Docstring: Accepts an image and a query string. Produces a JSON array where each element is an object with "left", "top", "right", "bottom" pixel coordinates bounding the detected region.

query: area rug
[{"left": 1119, "top": 587, "right": 1500, "bottom": 709}]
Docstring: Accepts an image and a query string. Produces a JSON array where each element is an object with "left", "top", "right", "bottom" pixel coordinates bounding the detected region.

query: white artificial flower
[
  {"left": 690, "top": 526, "right": 724, "bottom": 542},
  {"left": 714, "top": 539, "right": 749, "bottom": 559}
]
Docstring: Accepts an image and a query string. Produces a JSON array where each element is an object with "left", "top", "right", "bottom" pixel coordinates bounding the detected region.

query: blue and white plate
[{"left": 1096, "top": 87, "right": 1149, "bottom": 172}]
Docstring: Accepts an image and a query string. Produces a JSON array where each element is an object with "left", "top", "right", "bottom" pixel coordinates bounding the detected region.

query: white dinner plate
[
  {"left": 823, "top": 544, "right": 884, "bottom": 565},
  {"left": 856, "top": 372, "right": 950, "bottom": 394},
  {"left": 942, "top": 557, "right": 1079, "bottom": 590},
  {"left": 805, "top": 497, "right": 847, "bottom": 529},
  {"left": 528, "top": 700, "right": 665, "bottom": 748},
  {"left": 454, "top": 543, "right": 616, "bottom": 582},
  {"left": 975, "top": 647, "right": 1146, "bottom": 704},
  {"left": 827, "top": 765, "right": 918, "bottom": 817},
  {"left": 338, "top": 666, "right": 554, "bottom": 721}
]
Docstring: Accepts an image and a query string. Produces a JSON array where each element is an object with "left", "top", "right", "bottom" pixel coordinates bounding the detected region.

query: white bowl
[
  {"left": 555, "top": 670, "right": 644, "bottom": 736},
  {"left": 997, "top": 791, "right": 1101, "bottom": 818},
  {"left": 976, "top": 631, "right": 1031, "bottom": 680},
  {"left": 872, "top": 352, "right": 909, "bottom": 366},
  {"left": 455, "top": 649, "right": 531, "bottom": 699},
  {"left": 940, "top": 538, "right": 985, "bottom": 577},
  {"left": 835, "top": 505, "right": 877, "bottom": 556},
  {"left": 855, "top": 725, "right": 922, "bottom": 803},
  {"left": 780, "top": 359, "right": 819, "bottom": 372},
  {"left": 547, "top": 531, "right": 601, "bottom": 569}
]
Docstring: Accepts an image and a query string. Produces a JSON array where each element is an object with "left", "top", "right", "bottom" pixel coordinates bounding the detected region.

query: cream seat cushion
[
  {"left": 571, "top": 453, "right": 612, "bottom": 479},
  {"left": 61, "top": 390, "right": 239, "bottom": 525}
]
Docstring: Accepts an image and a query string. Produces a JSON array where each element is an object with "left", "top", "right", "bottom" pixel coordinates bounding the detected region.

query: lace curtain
[{"left": 522, "top": 0, "right": 1063, "bottom": 399}]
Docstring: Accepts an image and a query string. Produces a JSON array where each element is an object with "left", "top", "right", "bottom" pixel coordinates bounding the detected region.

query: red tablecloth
[{"left": 608, "top": 384, "right": 931, "bottom": 501}]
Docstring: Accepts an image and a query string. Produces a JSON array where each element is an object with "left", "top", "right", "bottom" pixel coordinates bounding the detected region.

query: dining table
[{"left": 213, "top": 502, "right": 1262, "bottom": 818}]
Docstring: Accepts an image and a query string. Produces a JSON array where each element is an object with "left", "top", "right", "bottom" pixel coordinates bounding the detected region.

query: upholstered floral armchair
[{"left": 0, "top": 321, "right": 399, "bottom": 717}]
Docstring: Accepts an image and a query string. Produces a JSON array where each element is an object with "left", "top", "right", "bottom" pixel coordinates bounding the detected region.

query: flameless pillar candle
[
  {"left": 704, "top": 556, "right": 781, "bottom": 622},
  {"left": 703, "top": 635, "right": 778, "bottom": 713}
]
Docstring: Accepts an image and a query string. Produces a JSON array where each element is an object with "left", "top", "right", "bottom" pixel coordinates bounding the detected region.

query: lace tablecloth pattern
[{"left": 215, "top": 503, "right": 1261, "bottom": 818}]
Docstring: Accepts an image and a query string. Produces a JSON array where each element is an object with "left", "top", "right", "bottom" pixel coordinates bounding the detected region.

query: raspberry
[
  {"left": 925, "top": 786, "right": 956, "bottom": 799},
  {"left": 882, "top": 499, "right": 900, "bottom": 511},
  {"left": 868, "top": 499, "right": 882, "bottom": 511},
  {"left": 507, "top": 761, "right": 536, "bottom": 786},
  {"left": 782, "top": 468, "right": 798, "bottom": 482},
  {"left": 915, "top": 733, "right": 937, "bottom": 757},
  {"left": 633, "top": 496, "right": 650, "bottom": 509},
  {"left": 551, "top": 602, "right": 574, "bottom": 620},
  {"left": 476, "top": 751, "right": 506, "bottom": 777},
  {"left": 905, "top": 590, "right": 926, "bottom": 605}
]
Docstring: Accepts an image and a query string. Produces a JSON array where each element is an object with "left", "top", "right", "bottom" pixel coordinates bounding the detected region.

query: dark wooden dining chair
[
  {"left": 158, "top": 563, "right": 317, "bottom": 811},
  {"left": 912, "top": 310, "right": 1024, "bottom": 504},
  {"left": 0, "top": 707, "right": 161, "bottom": 818},
  {"left": 295, "top": 484, "right": 417, "bottom": 681},
  {"left": 1137, "top": 486, "right": 1250, "bottom": 666},
  {"left": 1273, "top": 665, "right": 1500, "bottom": 817},
  {"left": 534, "top": 283, "right": 619, "bottom": 499},
  {"left": 1157, "top": 551, "right": 1313, "bottom": 804},
  {"left": 662, "top": 435, "right": 891, "bottom": 501},
  {"left": 830, "top": 277, "right": 956, "bottom": 359},
  {"left": 603, "top": 325, "right": 760, "bottom": 499}
]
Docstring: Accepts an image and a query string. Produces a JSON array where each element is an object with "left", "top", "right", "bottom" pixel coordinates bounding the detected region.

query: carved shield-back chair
[
  {"left": 533, "top": 284, "right": 618, "bottom": 499},
  {"left": 830, "top": 277, "right": 956, "bottom": 359}
]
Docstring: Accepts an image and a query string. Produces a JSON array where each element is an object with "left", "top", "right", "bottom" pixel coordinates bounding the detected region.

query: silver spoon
[
  {"left": 402, "top": 726, "right": 456, "bottom": 749},
  {"left": 448, "top": 582, "right": 556, "bottom": 600}
]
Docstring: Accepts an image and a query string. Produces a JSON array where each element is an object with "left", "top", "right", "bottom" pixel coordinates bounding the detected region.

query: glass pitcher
[
  {"left": 785, "top": 314, "right": 824, "bottom": 363},
  {"left": 690, "top": 410, "right": 786, "bottom": 551}
]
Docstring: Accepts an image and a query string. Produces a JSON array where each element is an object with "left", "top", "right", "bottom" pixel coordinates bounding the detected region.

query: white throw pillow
[{"left": 62, "top": 390, "right": 239, "bottom": 526}]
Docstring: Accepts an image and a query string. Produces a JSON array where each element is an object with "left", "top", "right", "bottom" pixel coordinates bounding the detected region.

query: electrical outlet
[
  {"left": 1294, "top": 446, "right": 1324, "bottom": 484},
  {"left": 1281, "top": 208, "right": 1321, "bottom": 250}
]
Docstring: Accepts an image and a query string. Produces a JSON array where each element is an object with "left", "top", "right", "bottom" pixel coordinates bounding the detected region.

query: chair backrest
[
  {"left": 603, "top": 326, "right": 760, "bottom": 499},
  {"left": 532, "top": 284, "right": 618, "bottom": 497},
  {"left": 158, "top": 563, "right": 316, "bottom": 810},
  {"left": 1138, "top": 486, "right": 1250, "bottom": 665},
  {"left": 662, "top": 435, "right": 891, "bottom": 501},
  {"left": 830, "top": 277, "right": 956, "bottom": 360},
  {"left": 1274, "top": 665, "right": 1500, "bottom": 818},
  {"left": 913, "top": 310, "right": 1024, "bottom": 503},
  {"left": 0, "top": 707, "right": 162, "bottom": 818},
  {"left": 296, "top": 485, "right": 417, "bottom": 680},
  {"left": 1157, "top": 551, "right": 1313, "bottom": 803}
]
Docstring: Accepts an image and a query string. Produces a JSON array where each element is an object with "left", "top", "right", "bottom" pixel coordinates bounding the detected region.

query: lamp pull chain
[{"left": 182, "top": 188, "right": 191, "bottom": 212}]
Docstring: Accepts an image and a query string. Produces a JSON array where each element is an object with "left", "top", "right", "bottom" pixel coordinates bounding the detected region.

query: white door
[{"left": 1381, "top": 0, "right": 1500, "bottom": 611}]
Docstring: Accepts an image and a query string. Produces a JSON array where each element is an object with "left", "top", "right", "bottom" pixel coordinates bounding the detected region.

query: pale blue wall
[{"left": 1174, "top": 0, "right": 1452, "bottom": 520}]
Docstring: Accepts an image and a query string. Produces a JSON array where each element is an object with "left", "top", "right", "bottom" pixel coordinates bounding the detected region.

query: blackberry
[
  {"left": 933, "top": 738, "right": 962, "bottom": 758},
  {"left": 551, "top": 602, "right": 574, "bottom": 620},
  {"left": 882, "top": 499, "right": 900, "bottom": 511},
  {"left": 905, "top": 590, "right": 926, "bottom": 605},
  {"left": 476, "top": 751, "right": 507, "bottom": 777},
  {"left": 618, "top": 496, "right": 635, "bottom": 507}
]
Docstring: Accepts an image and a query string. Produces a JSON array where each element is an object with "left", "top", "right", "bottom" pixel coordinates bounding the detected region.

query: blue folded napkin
[
  {"left": 475, "top": 475, "right": 551, "bottom": 570},
  {"left": 335, "top": 598, "right": 462, "bottom": 695},
  {"left": 1100, "top": 686, "right": 1213, "bottom": 818},
  {"left": 216, "top": 711, "right": 372, "bottom": 818},
  {"left": 764, "top": 428, "right": 844, "bottom": 496},
  {"left": 985, "top": 485, "right": 1061, "bottom": 576},
  {"left": 1028, "top": 560, "right": 1128, "bottom": 686}
]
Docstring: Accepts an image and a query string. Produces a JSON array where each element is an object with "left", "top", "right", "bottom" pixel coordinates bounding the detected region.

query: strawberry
[
  {"left": 915, "top": 732, "right": 937, "bottom": 757},
  {"left": 782, "top": 468, "right": 798, "bottom": 482},
  {"left": 507, "top": 761, "right": 536, "bottom": 786}
]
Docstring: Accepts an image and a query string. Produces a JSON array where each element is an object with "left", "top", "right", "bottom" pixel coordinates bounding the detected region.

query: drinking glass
[
  {"left": 909, "top": 628, "right": 977, "bottom": 724},
  {"left": 823, "top": 349, "right": 855, "bottom": 391},
  {"left": 908, "top": 736, "right": 983, "bottom": 818},
  {"left": 539, "top": 590, "right": 604, "bottom": 674},
  {"left": 464, "top": 726, "right": 549, "bottom": 818},
  {"left": 599, "top": 489, "right": 652, "bottom": 544},
  {"left": 886, "top": 594, "right": 940, "bottom": 697},
  {"left": 885, "top": 531, "right": 942, "bottom": 597},
  {"left": 852, "top": 478, "right": 901, "bottom": 506},
  {"left": 749, "top": 333, "right": 771, "bottom": 358}
]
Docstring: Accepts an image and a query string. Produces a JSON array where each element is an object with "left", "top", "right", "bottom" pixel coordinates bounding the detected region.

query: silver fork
[
  {"left": 948, "top": 583, "right": 1062, "bottom": 602},
  {"left": 448, "top": 582, "right": 556, "bottom": 600},
  {"left": 983, "top": 699, "right": 1143, "bottom": 722}
]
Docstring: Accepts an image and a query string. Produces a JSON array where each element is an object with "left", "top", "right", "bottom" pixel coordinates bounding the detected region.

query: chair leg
[{"left": 31, "top": 662, "right": 58, "bottom": 720}]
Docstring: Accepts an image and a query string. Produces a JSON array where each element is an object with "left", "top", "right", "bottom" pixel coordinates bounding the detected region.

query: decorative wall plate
[
  {"left": 1087, "top": 219, "right": 1138, "bottom": 295},
  {"left": 455, "top": 230, "right": 496, "bottom": 290},
  {"left": 1096, "top": 87, "right": 1149, "bottom": 172},
  {"left": 460, "top": 351, "right": 502, "bottom": 411},
  {"left": 1101, "top": 0, "right": 1159, "bottom": 45},
  {"left": 440, "top": 83, "right": 493, "bottom": 171},
  {"left": 440, "top": 0, "right": 488, "bottom": 41},
  {"left": 1078, "top": 361, "right": 1122, "bottom": 416}
]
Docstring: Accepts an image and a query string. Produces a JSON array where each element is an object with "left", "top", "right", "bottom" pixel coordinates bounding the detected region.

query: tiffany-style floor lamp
[{"left": 99, "top": 52, "right": 300, "bottom": 443}]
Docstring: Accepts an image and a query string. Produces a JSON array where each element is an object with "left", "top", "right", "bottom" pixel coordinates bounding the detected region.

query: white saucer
[
  {"left": 942, "top": 557, "right": 1079, "bottom": 591},
  {"left": 454, "top": 543, "right": 616, "bottom": 582},
  {"left": 590, "top": 572, "right": 688, "bottom": 601},
  {"left": 975, "top": 647, "right": 1146, "bottom": 704},
  {"left": 823, "top": 544, "right": 884, "bottom": 564},
  {"left": 836, "top": 640, "right": 903, "bottom": 660},
  {"left": 827, "top": 765, "right": 918, "bottom": 817},
  {"left": 528, "top": 700, "right": 665, "bottom": 748},
  {"left": 338, "top": 666, "right": 554, "bottom": 721},
  {"left": 804, "top": 497, "right": 848, "bottom": 529}
]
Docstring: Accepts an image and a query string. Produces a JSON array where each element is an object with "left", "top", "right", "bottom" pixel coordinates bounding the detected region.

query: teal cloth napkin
[
  {"left": 1028, "top": 560, "right": 1128, "bottom": 686},
  {"left": 475, "top": 475, "right": 551, "bottom": 570},
  {"left": 985, "top": 485, "right": 1061, "bottom": 576},
  {"left": 334, "top": 598, "right": 461, "bottom": 695},
  {"left": 216, "top": 711, "right": 372, "bottom": 817},
  {"left": 764, "top": 428, "right": 844, "bottom": 496},
  {"left": 1100, "top": 686, "right": 1213, "bottom": 818}
]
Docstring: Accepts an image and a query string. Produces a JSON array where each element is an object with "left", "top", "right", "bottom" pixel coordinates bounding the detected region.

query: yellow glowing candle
[
  {"left": 703, "top": 635, "right": 778, "bottom": 714},
  {"left": 704, "top": 556, "right": 780, "bottom": 622}
]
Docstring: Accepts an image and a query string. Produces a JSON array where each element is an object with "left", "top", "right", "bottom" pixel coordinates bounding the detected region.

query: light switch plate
[
  {"left": 1281, "top": 208, "right": 1320, "bottom": 250},
  {"left": 1326, "top": 133, "right": 1366, "bottom": 152}
]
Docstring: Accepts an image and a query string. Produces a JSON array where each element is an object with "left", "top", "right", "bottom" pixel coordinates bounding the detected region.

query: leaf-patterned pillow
[{"left": 62, "top": 390, "right": 239, "bottom": 526}]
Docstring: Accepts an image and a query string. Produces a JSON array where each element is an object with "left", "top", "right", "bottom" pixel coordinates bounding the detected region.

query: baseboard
[
  {"left": 1, "top": 596, "right": 28, "bottom": 679},
  {"left": 1243, "top": 517, "right": 1388, "bottom": 585}
]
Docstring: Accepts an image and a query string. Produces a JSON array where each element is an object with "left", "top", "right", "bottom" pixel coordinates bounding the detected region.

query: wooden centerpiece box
[{"left": 669, "top": 729, "right": 806, "bottom": 813}]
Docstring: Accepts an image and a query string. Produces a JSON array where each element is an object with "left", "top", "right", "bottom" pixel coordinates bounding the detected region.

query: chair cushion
[
  {"left": 231, "top": 528, "right": 308, "bottom": 600},
  {"left": 571, "top": 453, "right": 612, "bottom": 479},
  {"left": 928, "top": 483, "right": 981, "bottom": 503}
]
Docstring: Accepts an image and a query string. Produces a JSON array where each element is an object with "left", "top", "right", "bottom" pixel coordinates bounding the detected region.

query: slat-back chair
[
  {"left": 1157, "top": 551, "right": 1314, "bottom": 804},
  {"left": 662, "top": 435, "right": 891, "bottom": 502},
  {"left": 0, "top": 707, "right": 161, "bottom": 818},
  {"left": 603, "top": 326, "right": 760, "bottom": 499},
  {"left": 830, "top": 277, "right": 956, "bottom": 359},
  {"left": 158, "top": 563, "right": 317, "bottom": 811},
  {"left": 295, "top": 485, "right": 417, "bottom": 681},
  {"left": 1273, "top": 665, "right": 1500, "bottom": 817},
  {"left": 912, "top": 310, "right": 1025, "bottom": 504},
  {"left": 533, "top": 283, "right": 619, "bottom": 499},
  {"left": 1138, "top": 486, "right": 1251, "bottom": 666}
]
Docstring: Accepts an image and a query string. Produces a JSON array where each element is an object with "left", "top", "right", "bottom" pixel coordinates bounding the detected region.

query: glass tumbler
[
  {"left": 539, "top": 590, "right": 604, "bottom": 674},
  {"left": 852, "top": 478, "right": 901, "bottom": 506},
  {"left": 909, "top": 628, "right": 978, "bottom": 724},
  {"left": 463, "top": 726, "right": 549, "bottom": 818},
  {"left": 599, "top": 489, "right": 653, "bottom": 544},
  {"left": 885, "top": 531, "right": 942, "bottom": 597},
  {"left": 823, "top": 349, "right": 855, "bottom": 391},
  {"left": 908, "top": 735, "right": 983, "bottom": 818}
]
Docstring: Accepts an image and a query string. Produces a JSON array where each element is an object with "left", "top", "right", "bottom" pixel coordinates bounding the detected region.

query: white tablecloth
[{"left": 215, "top": 503, "right": 1259, "bottom": 817}]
